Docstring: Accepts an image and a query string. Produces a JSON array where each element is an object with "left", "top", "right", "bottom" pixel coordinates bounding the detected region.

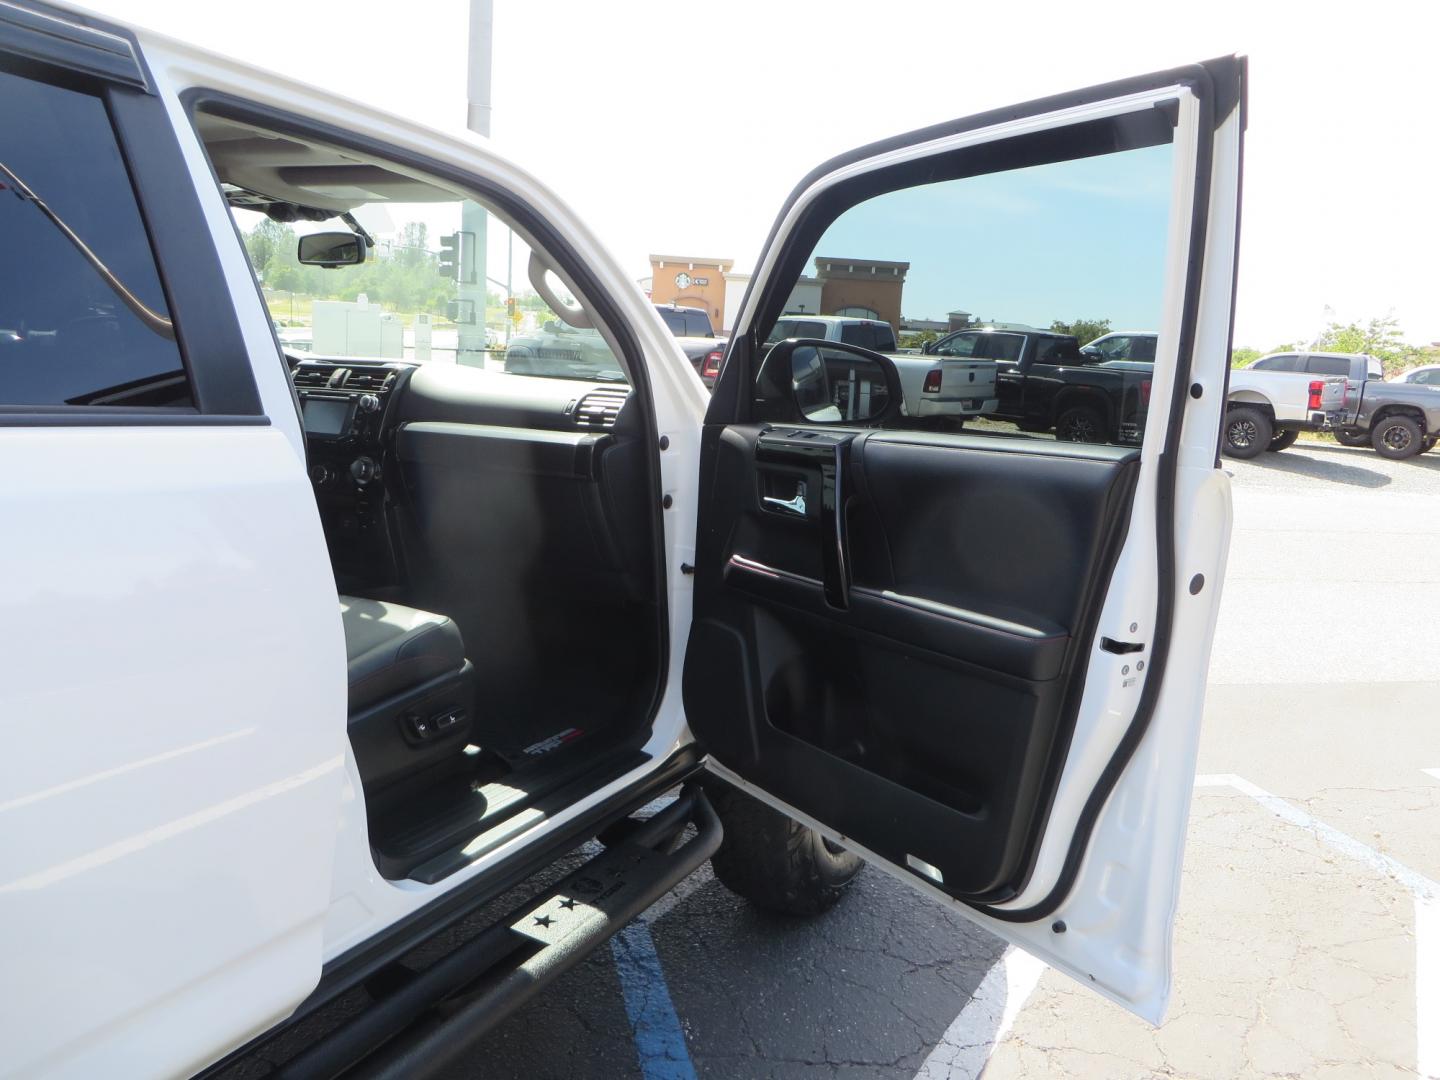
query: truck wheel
[
  {"left": 1334, "top": 427, "right": 1370, "bottom": 448},
  {"left": 707, "top": 782, "right": 863, "bottom": 916},
  {"left": 1054, "top": 404, "right": 1107, "bottom": 443},
  {"left": 1267, "top": 428, "right": 1300, "bottom": 452},
  {"left": 1222, "top": 406, "right": 1272, "bottom": 459},
  {"left": 1421, "top": 435, "right": 1437, "bottom": 454},
  {"left": 1371, "top": 415, "right": 1423, "bottom": 460}
]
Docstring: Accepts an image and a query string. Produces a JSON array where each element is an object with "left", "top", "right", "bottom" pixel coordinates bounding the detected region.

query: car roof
[{"left": 777, "top": 315, "right": 883, "bottom": 325}]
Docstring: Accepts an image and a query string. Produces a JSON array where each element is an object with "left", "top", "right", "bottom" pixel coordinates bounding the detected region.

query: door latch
[
  {"left": 1100, "top": 637, "right": 1145, "bottom": 654},
  {"left": 762, "top": 481, "right": 807, "bottom": 517}
]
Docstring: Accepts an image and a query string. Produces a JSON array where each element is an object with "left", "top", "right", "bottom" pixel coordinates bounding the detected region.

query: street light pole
[{"left": 458, "top": 0, "right": 493, "bottom": 365}]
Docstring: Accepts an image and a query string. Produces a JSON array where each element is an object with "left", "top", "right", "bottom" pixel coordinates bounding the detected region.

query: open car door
[{"left": 683, "top": 57, "right": 1245, "bottom": 1023}]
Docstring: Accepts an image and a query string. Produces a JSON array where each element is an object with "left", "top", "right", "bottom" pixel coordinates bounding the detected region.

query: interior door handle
[{"left": 762, "top": 483, "right": 808, "bottom": 517}]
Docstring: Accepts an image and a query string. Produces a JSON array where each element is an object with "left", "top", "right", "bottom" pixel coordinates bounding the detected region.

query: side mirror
[
  {"left": 921, "top": 340, "right": 936, "bottom": 354},
  {"left": 1080, "top": 344, "right": 1102, "bottom": 360},
  {"left": 298, "top": 232, "right": 368, "bottom": 267},
  {"left": 756, "top": 338, "right": 902, "bottom": 425}
]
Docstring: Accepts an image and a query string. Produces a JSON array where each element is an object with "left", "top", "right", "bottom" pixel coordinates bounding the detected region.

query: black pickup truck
[{"left": 926, "top": 328, "right": 1152, "bottom": 443}]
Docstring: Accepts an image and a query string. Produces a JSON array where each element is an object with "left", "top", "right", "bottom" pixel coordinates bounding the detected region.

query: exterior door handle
[{"left": 762, "top": 483, "right": 807, "bottom": 517}]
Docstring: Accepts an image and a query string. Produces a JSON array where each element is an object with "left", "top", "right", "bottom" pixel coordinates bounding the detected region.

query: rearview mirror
[
  {"left": 756, "top": 338, "right": 901, "bottom": 425},
  {"left": 298, "top": 232, "right": 368, "bottom": 268}
]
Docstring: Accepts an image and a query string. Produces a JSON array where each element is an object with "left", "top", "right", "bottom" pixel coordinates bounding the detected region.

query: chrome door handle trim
[{"left": 762, "top": 484, "right": 807, "bottom": 517}]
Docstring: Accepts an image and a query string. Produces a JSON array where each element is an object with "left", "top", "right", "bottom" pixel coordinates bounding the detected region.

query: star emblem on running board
[
  {"left": 559, "top": 898, "right": 577, "bottom": 910},
  {"left": 534, "top": 915, "right": 554, "bottom": 928}
]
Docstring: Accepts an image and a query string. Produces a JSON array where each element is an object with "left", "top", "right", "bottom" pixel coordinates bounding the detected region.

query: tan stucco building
[
  {"left": 663, "top": 254, "right": 911, "bottom": 335},
  {"left": 648, "top": 255, "right": 733, "bottom": 335}
]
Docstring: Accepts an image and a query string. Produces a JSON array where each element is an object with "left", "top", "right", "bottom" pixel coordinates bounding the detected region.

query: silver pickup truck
[{"left": 766, "top": 315, "right": 999, "bottom": 425}]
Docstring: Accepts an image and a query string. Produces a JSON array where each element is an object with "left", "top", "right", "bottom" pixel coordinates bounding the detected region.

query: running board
[{"left": 274, "top": 787, "right": 721, "bottom": 1080}]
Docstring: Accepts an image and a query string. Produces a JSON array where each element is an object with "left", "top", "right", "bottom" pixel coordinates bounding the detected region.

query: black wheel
[
  {"left": 1371, "top": 415, "right": 1424, "bottom": 460},
  {"left": 1054, "top": 404, "right": 1108, "bottom": 443},
  {"left": 1267, "top": 428, "right": 1300, "bottom": 452},
  {"left": 1221, "top": 406, "right": 1272, "bottom": 459},
  {"left": 1333, "top": 427, "right": 1370, "bottom": 448},
  {"left": 707, "top": 783, "right": 863, "bottom": 916}
]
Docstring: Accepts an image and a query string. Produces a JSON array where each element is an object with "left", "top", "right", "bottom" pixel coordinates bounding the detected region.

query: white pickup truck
[
  {"left": 1224, "top": 357, "right": 1349, "bottom": 458},
  {"left": 766, "top": 315, "right": 999, "bottom": 425}
]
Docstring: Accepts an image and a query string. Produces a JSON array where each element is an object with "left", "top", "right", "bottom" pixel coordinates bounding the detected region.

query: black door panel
[{"left": 685, "top": 425, "right": 1139, "bottom": 902}]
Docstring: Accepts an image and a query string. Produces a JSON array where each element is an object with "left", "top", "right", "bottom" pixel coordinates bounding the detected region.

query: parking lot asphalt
[{"left": 228, "top": 440, "right": 1440, "bottom": 1079}]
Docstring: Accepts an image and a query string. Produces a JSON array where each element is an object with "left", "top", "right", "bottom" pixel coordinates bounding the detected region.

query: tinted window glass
[
  {"left": 0, "top": 71, "right": 191, "bottom": 408},
  {"left": 1305, "top": 355, "right": 1349, "bottom": 376},
  {"left": 1090, "top": 335, "right": 1130, "bottom": 360},
  {"left": 1254, "top": 354, "right": 1297, "bottom": 372},
  {"left": 1128, "top": 335, "right": 1157, "bottom": 362},
  {"left": 683, "top": 310, "right": 713, "bottom": 337},
  {"left": 935, "top": 332, "right": 980, "bottom": 357},
  {"left": 754, "top": 124, "right": 1175, "bottom": 446},
  {"left": 768, "top": 318, "right": 828, "bottom": 342},
  {"left": 1033, "top": 337, "right": 1082, "bottom": 363},
  {"left": 658, "top": 308, "right": 687, "bottom": 334},
  {"left": 984, "top": 334, "right": 1024, "bottom": 362}
]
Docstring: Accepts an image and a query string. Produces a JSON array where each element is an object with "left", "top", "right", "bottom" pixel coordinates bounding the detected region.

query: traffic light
[{"left": 436, "top": 231, "right": 475, "bottom": 282}]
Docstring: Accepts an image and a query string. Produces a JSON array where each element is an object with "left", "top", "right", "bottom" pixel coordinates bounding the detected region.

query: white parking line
[
  {"left": 1194, "top": 773, "right": 1439, "bottom": 1079},
  {"left": 911, "top": 947, "right": 1046, "bottom": 1079}
]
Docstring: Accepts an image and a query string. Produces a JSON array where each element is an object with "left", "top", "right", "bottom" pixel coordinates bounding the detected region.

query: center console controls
[{"left": 292, "top": 361, "right": 409, "bottom": 585}]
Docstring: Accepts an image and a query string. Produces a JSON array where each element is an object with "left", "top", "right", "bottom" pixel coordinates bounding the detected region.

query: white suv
[{"left": 0, "top": 7, "right": 1246, "bottom": 1075}]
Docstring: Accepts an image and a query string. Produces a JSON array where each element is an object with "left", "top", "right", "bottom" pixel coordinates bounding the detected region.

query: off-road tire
[
  {"left": 1222, "top": 406, "right": 1272, "bottom": 459},
  {"left": 1371, "top": 414, "right": 1424, "bottom": 460},
  {"left": 1267, "top": 428, "right": 1300, "bottom": 452},
  {"left": 1333, "top": 427, "right": 1370, "bottom": 448},
  {"left": 707, "top": 783, "right": 863, "bottom": 916},
  {"left": 1053, "top": 404, "right": 1108, "bottom": 443}
]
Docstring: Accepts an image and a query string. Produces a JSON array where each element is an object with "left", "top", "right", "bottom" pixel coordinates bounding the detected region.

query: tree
[
  {"left": 1309, "top": 314, "right": 1424, "bottom": 377},
  {"left": 244, "top": 218, "right": 296, "bottom": 280},
  {"left": 1230, "top": 346, "right": 1261, "bottom": 368},
  {"left": 1049, "top": 318, "right": 1110, "bottom": 345}
]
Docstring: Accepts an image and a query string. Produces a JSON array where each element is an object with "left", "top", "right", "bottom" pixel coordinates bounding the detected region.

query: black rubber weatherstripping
[{"left": 974, "top": 58, "right": 1235, "bottom": 924}]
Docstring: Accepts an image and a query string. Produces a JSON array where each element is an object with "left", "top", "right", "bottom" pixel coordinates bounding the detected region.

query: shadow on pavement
[{"left": 1247, "top": 447, "right": 1392, "bottom": 488}]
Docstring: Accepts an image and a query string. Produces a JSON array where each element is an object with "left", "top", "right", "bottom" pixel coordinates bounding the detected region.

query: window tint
[
  {"left": 658, "top": 308, "right": 687, "bottom": 335},
  {"left": 753, "top": 124, "right": 1175, "bottom": 447},
  {"left": 683, "top": 310, "right": 713, "bottom": 337},
  {"left": 1305, "top": 355, "right": 1349, "bottom": 376},
  {"left": 1091, "top": 335, "right": 1130, "bottom": 360},
  {"left": 1129, "top": 335, "right": 1157, "bottom": 362},
  {"left": 0, "top": 70, "right": 191, "bottom": 408},
  {"left": 935, "top": 332, "right": 980, "bottom": 357},
  {"left": 1033, "top": 337, "right": 1082, "bottom": 363},
  {"left": 768, "top": 318, "right": 828, "bottom": 342},
  {"left": 841, "top": 323, "right": 895, "bottom": 351},
  {"left": 1253, "top": 354, "right": 1298, "bottom": 372},
  {"left": 984, "top": 334, "right": 1024, "bottom": 362}
]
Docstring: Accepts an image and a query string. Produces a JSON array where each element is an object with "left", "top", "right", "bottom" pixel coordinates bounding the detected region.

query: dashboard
[{"left": 287, "top": 356, "right": 637, "bottom": 594}]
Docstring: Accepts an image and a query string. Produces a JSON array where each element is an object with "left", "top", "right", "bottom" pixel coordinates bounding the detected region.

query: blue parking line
[{"left": 610, "top": 920, "right": 697, "bottom": 1080}]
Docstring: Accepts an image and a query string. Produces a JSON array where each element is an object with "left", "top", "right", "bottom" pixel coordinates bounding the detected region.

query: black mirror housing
[
  {"left": 298, "top": 232, "right": 368, "bottom": 268},
  {"left": 755, "top": 338, "right": 903, "bottom": 426}
]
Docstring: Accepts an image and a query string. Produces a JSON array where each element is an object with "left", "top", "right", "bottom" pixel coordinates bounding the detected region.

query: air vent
[
  {"left": 572, "top": 387, "right": 630, "bottom": 430},
  {"left": 292, "top": 365, "right": 335, "bottom": 389},
  {"left": 344, "top": 369, "right": 393, "bottom": 391}
]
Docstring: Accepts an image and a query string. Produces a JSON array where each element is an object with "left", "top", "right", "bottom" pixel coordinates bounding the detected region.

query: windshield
[{"left": 232, "top": 194, "right": 626, "bottom": 383}]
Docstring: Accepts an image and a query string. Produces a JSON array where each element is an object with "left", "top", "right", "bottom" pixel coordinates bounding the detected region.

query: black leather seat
[{"left": 339, "top": 595, "right": 466, "bottom": 711}]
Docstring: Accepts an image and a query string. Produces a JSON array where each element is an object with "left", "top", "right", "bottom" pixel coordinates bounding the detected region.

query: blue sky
[{"left": 811, "top": 143, "right": 1174, "bottom": 331}]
